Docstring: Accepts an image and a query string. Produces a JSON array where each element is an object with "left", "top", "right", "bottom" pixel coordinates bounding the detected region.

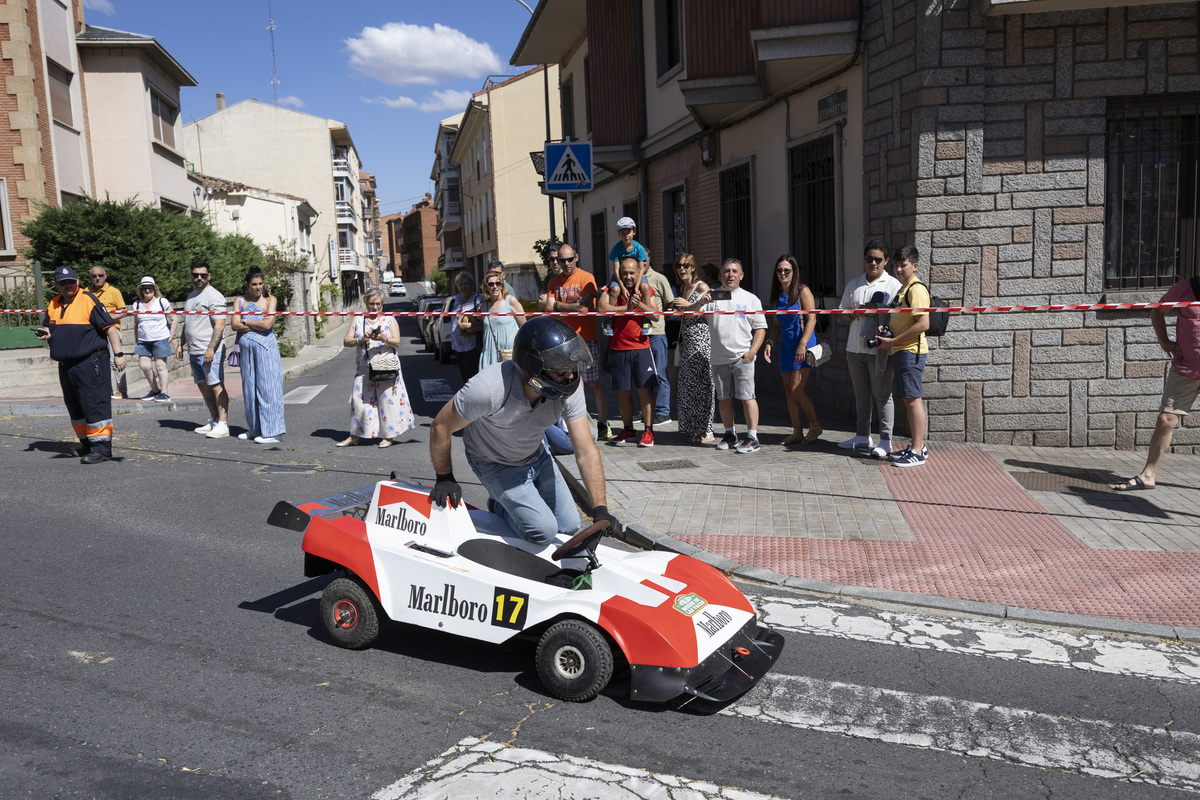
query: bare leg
[
  {"left": 718, "top": 397, "right": 736, "bottom": 431},
  {"left": 781, "top": 371, "right": 803, "bottom": 434},
  {"left": 794, "top": 369, "right": 821, "bottom": 431},
  {"left": 616, "top": 390, "right": 634, "bottom": 429},
  {"left": 903, "top": 396, "right": 926, "bottom": 451},
  {"left": 588, "top": 380, "right": 608, "bottom": 425},
  {"left": 138, "top": 355, "right": 159, "bottom": 393},
  {"left": 637, "top": 387, "right": 653, "bottom": 428},
  {"left": 744, "top": 398, "right": 759, "bottom": 433},
  {"left": 154, "top": 358, "right": 171, "bottom": 395},
  {"left": 1136, "top": 411, "right": 1178, "bottom": 486}
]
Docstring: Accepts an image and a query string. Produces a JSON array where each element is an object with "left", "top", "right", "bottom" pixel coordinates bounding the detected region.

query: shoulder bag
[{"left": 364, "top": 318, "right": 401, "bottom": 382}]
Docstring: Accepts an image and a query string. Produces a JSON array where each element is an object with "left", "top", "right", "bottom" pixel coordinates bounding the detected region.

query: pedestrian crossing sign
[{"left": 544, "top": 142, "right": 593, "bottom": 192}]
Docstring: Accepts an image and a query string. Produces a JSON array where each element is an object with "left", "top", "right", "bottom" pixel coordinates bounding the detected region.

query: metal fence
[{"left": 0, "top": 264, "right": 50, "bottom": 349}]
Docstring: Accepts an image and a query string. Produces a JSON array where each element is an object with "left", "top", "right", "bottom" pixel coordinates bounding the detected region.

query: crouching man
[{"left": 429, "top": 316, "right": 620, "bottom": 544}]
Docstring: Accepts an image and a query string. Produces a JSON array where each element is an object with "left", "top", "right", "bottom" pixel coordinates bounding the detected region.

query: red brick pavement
[{"left": 678, "top": 443, "right": 1200, "bottom": 626}]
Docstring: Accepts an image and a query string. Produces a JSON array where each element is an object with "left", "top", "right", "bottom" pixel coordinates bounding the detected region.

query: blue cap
[{"left": 54, "top": 266, "right": 78, "bottom": 283}]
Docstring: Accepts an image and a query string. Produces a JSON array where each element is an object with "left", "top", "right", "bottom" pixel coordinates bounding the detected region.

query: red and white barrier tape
[{"left": 5, "top": 300, "right": 1200, "bottom": 318}]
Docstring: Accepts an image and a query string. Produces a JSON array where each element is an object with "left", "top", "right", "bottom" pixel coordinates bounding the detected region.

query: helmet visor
[{"left": 539, "top": 333, "right": 591, "bottom": 374}]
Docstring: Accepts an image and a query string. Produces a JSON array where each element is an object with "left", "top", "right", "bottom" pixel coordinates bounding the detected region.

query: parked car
[
  {"left": 426, "top": 297, "right": 455, "bottom": 364},
  {"left": 418, "top": 296, "right": 447, "bottom": 353},
  {"left": 389, "top": 280, "right": 407, "bottom": 297}
]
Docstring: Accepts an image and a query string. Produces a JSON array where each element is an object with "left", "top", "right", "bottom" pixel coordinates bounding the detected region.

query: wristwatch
[{"left": 114, "top": 352, "right": 125, "bottom": 357}]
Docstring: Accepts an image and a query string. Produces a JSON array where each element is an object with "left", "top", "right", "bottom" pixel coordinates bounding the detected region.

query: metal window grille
[
  {"left": 719, "top": 163, "right": 754, "bottom": 285},
  {"left": 662, "top": 185, "right": 687, "bottom": 264},
  {"left": 789, "top": 137, "right": 837, "bottom": 296},
  {"left": 1105, "top": 94, "right": 1200, "bottom": 289}
]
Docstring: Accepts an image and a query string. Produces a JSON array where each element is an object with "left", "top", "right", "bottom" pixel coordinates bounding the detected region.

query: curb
[{"left": 552, "top": 452, "right": 1197, "bottom": 644}]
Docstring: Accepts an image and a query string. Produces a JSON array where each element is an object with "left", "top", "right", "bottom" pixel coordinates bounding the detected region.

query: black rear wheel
[
  {"left": 319, "top": 577, "right": 381, "bottom": 650},
  {"left": 535, "top": 620, "right": 613, "bottom": 702}
]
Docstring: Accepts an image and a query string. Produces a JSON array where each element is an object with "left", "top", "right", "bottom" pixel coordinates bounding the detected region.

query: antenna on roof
[{"left": 267, "top": 0, "right": 279, "bottom": 104}]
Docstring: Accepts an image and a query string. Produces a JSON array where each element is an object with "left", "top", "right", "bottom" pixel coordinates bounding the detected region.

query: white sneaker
[
  {"left": 206, "top": 421, "right": 230, "bottom": 439},
  {"left": 870, "top": 439, "right": 893, "bottom": 459},
  {"left": 254, "top": 436, "right": 280, "bottom": 444},
  {"left": 194, "top": 418, "right": 217, "bottom": 434},
  {"left": 838, "top": 435, "right": 871, "bottom": 450},
  {"left": 237, "top": 432, "right": 250, "bottom": 440}
]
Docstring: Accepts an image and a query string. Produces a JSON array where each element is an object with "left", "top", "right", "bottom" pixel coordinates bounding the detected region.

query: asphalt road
[{"left": 2, "top": 301, "right": 1197, "bottom": 799}]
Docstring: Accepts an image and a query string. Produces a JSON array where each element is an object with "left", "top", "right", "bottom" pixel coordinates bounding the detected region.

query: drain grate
[
  {"left": 637, "top": 459, "right": 697, "bottom": 472},
  {"left": 1009, "top": 471, "right": 1111, "bottom": 494},
  {"left": 253, "top": 464, "right": 323, "bottom": 475}
]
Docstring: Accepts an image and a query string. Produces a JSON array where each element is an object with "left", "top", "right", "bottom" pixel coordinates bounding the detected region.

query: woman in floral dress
[
  {"left": 670, "top": 254, "right": 715, "bottom": 442},
  {"left": 337, "top": 288, "right": 415, "bottom": 448}
]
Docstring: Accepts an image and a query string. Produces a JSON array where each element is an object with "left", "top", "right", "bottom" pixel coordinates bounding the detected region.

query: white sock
[{"left": 748, "top": 430, "right": 758, "bottom": 439}]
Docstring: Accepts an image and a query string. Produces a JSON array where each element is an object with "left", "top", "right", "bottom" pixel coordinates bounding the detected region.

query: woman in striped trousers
[{"left": 232, "top": 268, "right": 286, "bottom": 444}]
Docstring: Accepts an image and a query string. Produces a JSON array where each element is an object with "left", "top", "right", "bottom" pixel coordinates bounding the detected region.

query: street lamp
[{"left": 514, "top": 0, "right": 557, "bottom": 245}]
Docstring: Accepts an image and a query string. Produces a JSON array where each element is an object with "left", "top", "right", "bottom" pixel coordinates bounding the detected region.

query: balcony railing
[
  {"left": 443, "top": 247, "right": 464, "bottom": 267},
  {"left": 332, "top": 157, "right": 350, "bottom": 175},
  {"left": 335, "top": 200, "right": 357, "bottom": 224},
  {"left": 339, "top": 249, "right": 358, "bottom": 267}
]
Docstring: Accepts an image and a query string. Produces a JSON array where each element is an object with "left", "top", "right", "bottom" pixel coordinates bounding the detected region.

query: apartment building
[
  {"left": 515, "top": 0, "right": 1200, "bottom": 450},
  {"left": 431, "top": 113, "right": 465, "bottom": 275},
  {"left": 0, "top": 0, "right": 91, "bottom": 271},
  {"left": 76, "top": 24, "right": 197, "bottom": 212},
  {"left": 449, "top": 67, "right": 564, "bottom": 286},
  {"left": 399, "top": 198, "right": 440, "bottom": 283},
  {"left": 182, "top": 99, "right": 371, "bottom": 307},
  {"left": 359, "top": 170, "right": 382, "bottom": 286},
  {"left": 380, "top": 212, "right": 403, "bottom": 276}
]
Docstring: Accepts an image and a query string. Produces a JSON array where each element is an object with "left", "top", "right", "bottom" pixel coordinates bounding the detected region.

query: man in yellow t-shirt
[
  {"left": 88, "top": 266, "right": 127, "bottom": 399},
  {"left": 873, "top": 246, "right": 929, "bottom": 468}
]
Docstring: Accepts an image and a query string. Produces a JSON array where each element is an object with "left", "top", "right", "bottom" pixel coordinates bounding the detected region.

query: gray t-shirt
[
  {"left": 183, "top": 285, "right": 226, "bottom": 355},
  {"left": 455, "top": 361, "right": 587, "bottom": 466}
]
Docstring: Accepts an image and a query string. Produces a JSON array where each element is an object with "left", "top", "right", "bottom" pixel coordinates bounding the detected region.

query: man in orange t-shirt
[{"left": 540, "top": 243, "right": 612, "bottom": 440}]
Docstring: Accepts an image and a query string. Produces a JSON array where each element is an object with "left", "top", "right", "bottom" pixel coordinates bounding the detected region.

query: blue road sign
[{"left": 544, "top": 142, "right": 593, "bottom": 192}]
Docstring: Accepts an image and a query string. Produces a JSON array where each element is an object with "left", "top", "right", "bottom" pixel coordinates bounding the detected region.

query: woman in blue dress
[
  {"left": 763, "top": 254, "right": 822, "bottom": 445},
  {"left": 477, "top": 269, "right": 526, "bottom": 370},
  {"left": 231, "top": 267, "right": 286, "bottom": 444}
]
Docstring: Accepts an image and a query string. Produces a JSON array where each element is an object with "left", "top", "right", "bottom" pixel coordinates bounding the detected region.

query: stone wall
[{"left": 856, "top": 0, "right": 1200, "bottom": 450}]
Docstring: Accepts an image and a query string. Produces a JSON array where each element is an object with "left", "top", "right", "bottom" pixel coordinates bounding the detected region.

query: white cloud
[
  {"left": 345, "top": 23, "right": 502, "bottom": 87},
  {"left": 417, "top": 89, "right": 473, "bottom": 113},
  {"left": 277, "top": 95, "right": 305, "bottom": 109},
  {"left": 363, "top": 89, "right": 473, "bottom": 113},
  {"left": 83, "top": 0, "right": 115, "bottom": 14},
  {"left": 364, "top": 96, "right": 418, "bottom": 109}
]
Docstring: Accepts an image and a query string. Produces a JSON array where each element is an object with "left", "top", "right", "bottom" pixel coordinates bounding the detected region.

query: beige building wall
[
  {"left": 184, "top": 101, "right": 356, "bottom": 279},
  {"left": 79, "top": 48, "right": 195, "bottom": 210}
]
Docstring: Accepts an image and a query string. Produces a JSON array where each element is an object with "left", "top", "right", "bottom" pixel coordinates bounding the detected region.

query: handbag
[
  {"left": 226, "top": 343, "right": 240, "bottom": 367},
  {"left": 368, "top": 351, "right": 400, "bottom": 382},
  {"left": 805, "top": 341, "right": 831, "bottom": 368},
  {"left": 486, "top": 315, "right": 513, "bottom": 362}
]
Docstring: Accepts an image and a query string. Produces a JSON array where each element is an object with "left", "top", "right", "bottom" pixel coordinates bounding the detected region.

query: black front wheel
[
  {"left": 319, "top": 577, "right": 382, "bottom": 650},
  {"left": 535, "top": 620, "right": 614, "bottom": 702}
]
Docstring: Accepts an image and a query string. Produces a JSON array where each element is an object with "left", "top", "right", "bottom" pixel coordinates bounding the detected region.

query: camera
[
  {"left": 710, "top": 289, "right": 732, "bottom": 301},
  {"left": 866, "top": 325, "right": 892, "bottom": 349}
]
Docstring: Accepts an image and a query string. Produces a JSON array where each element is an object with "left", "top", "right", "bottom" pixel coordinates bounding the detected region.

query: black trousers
[{"left": 58, "top": 350, "right": 113, "bottom": 456}]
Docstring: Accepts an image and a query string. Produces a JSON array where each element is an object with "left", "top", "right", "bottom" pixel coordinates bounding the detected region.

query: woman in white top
[{"left": 129, "top": 275, "right": 178, "bottom": 401}]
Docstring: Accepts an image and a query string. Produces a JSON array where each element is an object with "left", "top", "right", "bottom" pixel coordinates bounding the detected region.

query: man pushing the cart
[{"left": 429, "top": 316, "right": 620, "bottom": 544}]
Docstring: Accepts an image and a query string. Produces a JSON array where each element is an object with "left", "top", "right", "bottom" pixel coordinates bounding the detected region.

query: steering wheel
[{"left": 552, "top": 520, "right": 610, "bottom": 561}]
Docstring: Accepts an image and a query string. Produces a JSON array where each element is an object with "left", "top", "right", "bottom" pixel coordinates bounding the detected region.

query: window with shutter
[{"left": 47, "top": 61, "right": 73, "bottom": 127}]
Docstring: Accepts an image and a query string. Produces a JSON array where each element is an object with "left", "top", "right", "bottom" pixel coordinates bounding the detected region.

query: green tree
[
  {"left": 20, "top": 196, "right": 252, "bottom": 301},
  {"left": 429, "top": 269, "right": 449, "bottom": 294}
]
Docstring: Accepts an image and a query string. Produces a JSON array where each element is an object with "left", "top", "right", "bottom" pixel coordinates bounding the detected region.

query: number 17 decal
[{"left": 492, "top": 588, "right": 530, "bottom": 630}]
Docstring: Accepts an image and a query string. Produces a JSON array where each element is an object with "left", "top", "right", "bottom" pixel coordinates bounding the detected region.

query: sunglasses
[
  {"left": 553, "top": 256, "right": 575, "bottom": 263},
  {"left": 191, "top": 272, "right": 209, "bottom": 278},
  {"left": 485, "top": 281, "right": 503, "bottom": 287},
  {"left": 865, "top": 257, "right": 885, "bottom": 264}
]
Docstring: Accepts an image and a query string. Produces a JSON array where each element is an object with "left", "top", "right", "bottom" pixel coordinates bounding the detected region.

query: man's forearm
[
  {"left": 575, "top": 442, "right": 607, "bottom": 509},
  {"left": 429, "top": 422, "right": 454, "bottom": 475}
]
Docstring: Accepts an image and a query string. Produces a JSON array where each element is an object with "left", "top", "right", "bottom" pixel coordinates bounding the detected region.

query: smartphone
[{"left": 711, "top": 289, "right": 732, "bottom": 301}]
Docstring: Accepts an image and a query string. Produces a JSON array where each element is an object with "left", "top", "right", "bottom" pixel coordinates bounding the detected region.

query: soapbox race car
[{"left": 268, "top": 479, "right": 784, "bottom": 706}]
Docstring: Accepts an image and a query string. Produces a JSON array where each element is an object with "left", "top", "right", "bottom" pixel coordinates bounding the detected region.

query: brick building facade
[{"left": 848, "top": 0, "right": 1200, "bottom": 450}]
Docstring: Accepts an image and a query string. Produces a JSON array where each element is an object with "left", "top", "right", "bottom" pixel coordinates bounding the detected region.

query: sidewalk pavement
[
  {"left": 6, "top": 332, "right": 1199, "bottom": 641},
  {"left": 557, "top": 417, "right": 1200, "bottom": 641}
]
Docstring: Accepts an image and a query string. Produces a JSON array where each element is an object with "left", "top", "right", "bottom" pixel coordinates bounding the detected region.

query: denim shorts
[
  {"left": 135, "top": 338, "right": 172, "bottom": 359},
  {"left": 892, "top": 350, "right": 927, "bottom": 399},
  {"left": 190, "top": 351, "right": 225, "bottom": 385}
]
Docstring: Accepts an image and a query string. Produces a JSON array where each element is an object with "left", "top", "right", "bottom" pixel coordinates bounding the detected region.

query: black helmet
[{"left": 512, "top": 317, "right": 591, "bottom": 400}]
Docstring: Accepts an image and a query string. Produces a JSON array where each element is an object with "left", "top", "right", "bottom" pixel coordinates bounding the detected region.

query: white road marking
[
  {"left": 420, "top": 378, "right": 456, "bottom": 403},
  {"left": 282, "top": 385, "right": 327, "bottom": 404},
  {"left": 724, "top": 673, "right": 1200, "bottom": 793},
  {"left": 754, "top": 595, "right": 1200, "bottom": 684},
  {"left": 373, "top": 737, "right": 785, "bottom": 800}
]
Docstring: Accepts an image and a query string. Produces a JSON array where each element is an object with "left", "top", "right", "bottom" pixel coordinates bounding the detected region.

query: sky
[{"left": 82, "top": 0, "right": 541, "bottom": 216}]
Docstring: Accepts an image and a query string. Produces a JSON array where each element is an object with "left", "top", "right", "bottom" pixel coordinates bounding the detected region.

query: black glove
[
  {"left": 431, "top": 473, "right": 462, "bottom": 508},
  {"left": 593, "top": 505, "right": 621, "bottom": 536}
]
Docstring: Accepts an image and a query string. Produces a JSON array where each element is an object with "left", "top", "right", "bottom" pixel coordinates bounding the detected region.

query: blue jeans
[
  {"left": 544, "top": 423, "right": 574, "bottom": 455},
  {"left": 649, "top": 333, "right": 670, "bottom": 417},
  {"left": 466, "top": 448, "right": 580, "bottom": 545}
]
